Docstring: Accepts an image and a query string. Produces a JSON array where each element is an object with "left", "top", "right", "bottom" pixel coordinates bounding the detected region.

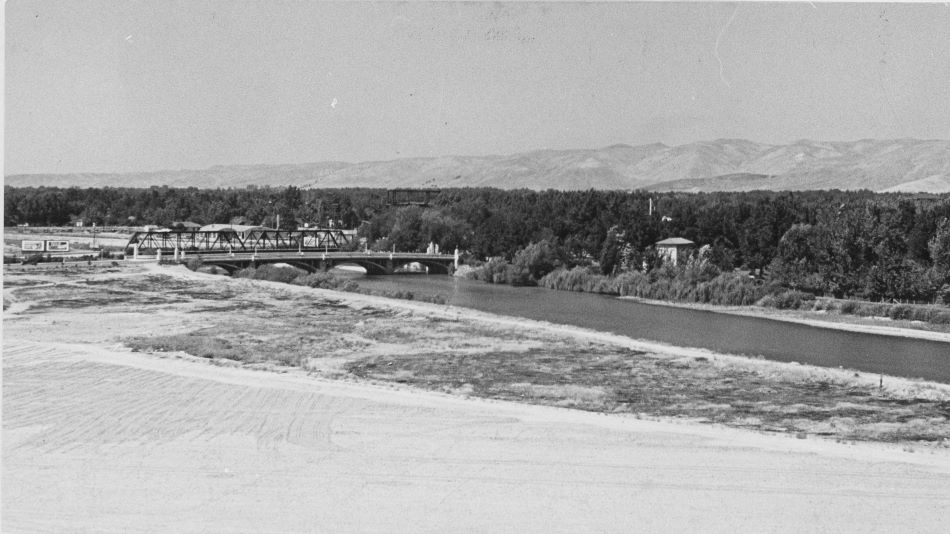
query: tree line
[
  {"left": 3, "top": 185, "right": 381, "bottom": 230},
  {"left": 6, "top": 185, "right": 950, "bottom": 302}
]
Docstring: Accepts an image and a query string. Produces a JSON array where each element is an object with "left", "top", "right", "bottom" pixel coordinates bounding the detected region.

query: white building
[{"left": 656, "top": 237, "right": 695, "bottom": 266}]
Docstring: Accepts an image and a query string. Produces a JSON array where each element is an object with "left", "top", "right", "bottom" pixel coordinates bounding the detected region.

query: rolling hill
[{"left": 6, "top": 139, "right": 949, "bottom": 192}]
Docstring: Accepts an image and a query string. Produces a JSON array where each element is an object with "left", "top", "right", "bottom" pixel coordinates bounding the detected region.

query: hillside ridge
[{"left": 6, "top": 138, "right": 950, "bottom": 192}]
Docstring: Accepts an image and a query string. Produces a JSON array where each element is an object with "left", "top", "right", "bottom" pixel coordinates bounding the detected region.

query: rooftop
[
  {"left": 199, "top": 224, "right": 272, "bottom": 233},
  {"left": 656, "top": 237, "right": 695, "bottom": 246}
]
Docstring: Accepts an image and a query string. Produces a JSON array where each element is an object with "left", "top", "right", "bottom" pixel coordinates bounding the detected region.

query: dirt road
[{"left": 5, "top": 337, "right": 950, "bottom": 533}]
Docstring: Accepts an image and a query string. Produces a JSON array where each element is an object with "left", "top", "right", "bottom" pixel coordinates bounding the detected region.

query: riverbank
[
  {"left": 620, "top": 296, "right": 950, "bottom": 343},
  {"left": 5, "top": 263, "right": 950, "bottom": 446}
]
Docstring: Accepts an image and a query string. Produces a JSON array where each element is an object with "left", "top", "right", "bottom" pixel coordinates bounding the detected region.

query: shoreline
[
  {"left": 618, "top": 295, "right": 950, "bottom": 343},
  {"left": 164, "top": 264, "right": 950, "bottom": 397},
  {"left": 6, "top": 263, "right": 950, "bottom": 446}
]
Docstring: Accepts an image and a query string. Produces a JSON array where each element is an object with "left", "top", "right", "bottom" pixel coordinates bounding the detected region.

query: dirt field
[{"left": 4, "top": 263, "right": 950, "bottom": 532}]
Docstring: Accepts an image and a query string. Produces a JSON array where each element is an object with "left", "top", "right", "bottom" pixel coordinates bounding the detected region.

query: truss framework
[{"left": 126, "top": 229, "right": 354, "bottom": 253}]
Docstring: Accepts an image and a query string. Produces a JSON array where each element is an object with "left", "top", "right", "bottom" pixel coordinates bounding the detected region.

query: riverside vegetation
[
  {"left": 467, "top": 245, "right": 950, "bottom": 327},
  {"left": 8, "top": 186, "right": 950, "bottom": 304}
]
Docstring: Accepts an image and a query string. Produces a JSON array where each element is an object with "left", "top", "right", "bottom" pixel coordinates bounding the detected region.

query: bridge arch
[
  {"left": 334, "top": 259, "right": 389, "bottom": 275},
  {"left": 390, "top": 259, "right": 453, "bottom": 275},
  {"left": 282, "top": 261, "right": 320, "bottom": 273}
]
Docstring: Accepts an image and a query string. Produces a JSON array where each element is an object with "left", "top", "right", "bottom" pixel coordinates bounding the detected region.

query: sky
[{"left": 5, "top": 1, "right": 950, "bottom": 175}]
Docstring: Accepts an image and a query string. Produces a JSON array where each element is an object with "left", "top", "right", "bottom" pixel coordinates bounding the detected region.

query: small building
[
  {"left": 656, "top": 237, "right": 695, "bottom": 266},
  {"left": 199, "top": 224, "right": 272, "bottom": 239}
]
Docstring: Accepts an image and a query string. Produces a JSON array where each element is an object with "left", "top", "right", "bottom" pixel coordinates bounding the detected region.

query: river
[{"left": 345, "top": 272, "right": 950, "bottom": 384}]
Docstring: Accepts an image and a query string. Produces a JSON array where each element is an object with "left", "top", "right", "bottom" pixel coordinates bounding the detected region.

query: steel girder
[{"left": 125, "top": 229, "right": 353, "bottom": 253}]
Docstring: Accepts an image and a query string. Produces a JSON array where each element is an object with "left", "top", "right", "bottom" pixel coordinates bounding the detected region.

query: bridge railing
[{"left": 125, "top": 229, "right": 355, "bottom": 254}]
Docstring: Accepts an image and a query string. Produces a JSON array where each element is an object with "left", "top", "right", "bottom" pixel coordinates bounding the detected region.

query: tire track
[
  {"left": 5, "top": 339, "right": 950, "bottom": 532},
  {"left": 4, "top": 340, "right": 358, "bottom": 453}
]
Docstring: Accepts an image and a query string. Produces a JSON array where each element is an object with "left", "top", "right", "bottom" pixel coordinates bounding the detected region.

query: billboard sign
[
  {"left": 21, "top": 240, "right": 45, "bottom": 252},
  {"left": 45, "top": 240, "right": 70, "bottom": 252}
]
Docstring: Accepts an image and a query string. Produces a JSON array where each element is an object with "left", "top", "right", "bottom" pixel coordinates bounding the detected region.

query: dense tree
[{"left": 6, "top": 185, "right": 950, "bottom": 302}]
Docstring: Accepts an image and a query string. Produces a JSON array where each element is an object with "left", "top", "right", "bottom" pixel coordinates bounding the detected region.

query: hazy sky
[{"left": 5, "top": 1, "right": 950, "bottom": 175}]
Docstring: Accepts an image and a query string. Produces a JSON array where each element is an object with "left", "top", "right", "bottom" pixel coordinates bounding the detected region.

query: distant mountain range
[{"left": 7, "top": 138, "right": 950, "bottom": 193}]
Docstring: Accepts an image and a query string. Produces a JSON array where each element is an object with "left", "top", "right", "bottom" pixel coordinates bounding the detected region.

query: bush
[
  {"left": 765, "top": 290, "right": 816, "bottom": 310},
  {"left": 185, "top": 257, "right": 203, "bottom": 271},
  {"left": 839, "top": 300, "right": 858, "bottom": 314},
  {"left": 469, "top": 258, "right": 512, "bottom": 284},
  {"left": 234, "top": 264, "right": 307, "bottom": 284},
  {"left": 888, "top": 304, "right": 912, "bottom": 321},
  {"left": 128, "top": 334, "right": 253, "bottom": 362},
  {"left": 293, "top": 271, "right": 347, "bottom": 289},
  {"left": 540, "top": 266, "right": 613, "bottom": 293}
]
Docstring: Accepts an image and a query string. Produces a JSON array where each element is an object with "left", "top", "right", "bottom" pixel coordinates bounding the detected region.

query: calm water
[{"left": 346, "top": 272, "right": 950, "bottom": 383}]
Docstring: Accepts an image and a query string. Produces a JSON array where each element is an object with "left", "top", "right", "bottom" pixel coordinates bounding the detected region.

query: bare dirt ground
[{"left": 4, "top": 263, "right": 950, "bottom": 532}]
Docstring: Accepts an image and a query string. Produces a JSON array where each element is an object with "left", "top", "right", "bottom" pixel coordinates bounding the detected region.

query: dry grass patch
[{"left": 9, "top": 265, "right": 950, "bottom": 446}]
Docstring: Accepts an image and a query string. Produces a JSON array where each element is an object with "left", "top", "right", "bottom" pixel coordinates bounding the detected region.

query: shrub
[
  {"left": 128, "top": 334, "right": 254, "bottom": 362},
  {"left": 888, "top": 304, "right": 912, "bottom": 321},
  {"left": 770, "top": 290, "right": 816, "bottom": 310},
  {"left": 294, "top": 271, "right": 347, "bottom": 289},
  {"left": 234, "top": 264, "right": 307, "bottom": 284},
  {"left": 185, "top": 257, "right": 203, "bottom": 271},
  {"left": 539, "top": 267, "right": 613, "bottom": 293},
  {"left": 839, "top": 300, "right": 858, "bottom": 314}
]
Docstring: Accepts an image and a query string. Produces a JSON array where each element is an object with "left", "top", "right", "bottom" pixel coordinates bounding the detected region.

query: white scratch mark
[
  {"left": 330, "top": 98, "right": 338, "bottom": 109},
  {"left": 715, "top": 5, "right": 739, "bottom": 89},
  {"left": 125, "top": 34, "right": 133, "bottom": 42}
]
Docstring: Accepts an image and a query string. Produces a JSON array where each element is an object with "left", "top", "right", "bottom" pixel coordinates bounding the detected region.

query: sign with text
[
  {"left": 21, "top": 240, "right": 45, "bottom": 252},
  {"left": 45, "top": 240, "right": 70, "bottom": 252}
]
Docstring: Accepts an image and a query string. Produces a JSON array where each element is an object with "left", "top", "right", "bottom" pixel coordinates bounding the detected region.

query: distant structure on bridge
[
  {"left": 198, "top": 223, "right": 272, "bottom": 239},
  {"left": 387, "top": 189, "right": 441, "bottom": 206}
]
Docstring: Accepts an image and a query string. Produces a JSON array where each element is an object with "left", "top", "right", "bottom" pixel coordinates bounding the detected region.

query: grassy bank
[
  {"left": 532, "top": 265, "right": 950, "bottom": 330},
  {"left": 6, "top": 265, "right": 947, "bottom": 446}
]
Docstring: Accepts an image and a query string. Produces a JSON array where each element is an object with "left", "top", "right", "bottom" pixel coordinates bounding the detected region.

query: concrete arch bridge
[{"left": 196, "top": 251, "right": 457, "bottom": 275}]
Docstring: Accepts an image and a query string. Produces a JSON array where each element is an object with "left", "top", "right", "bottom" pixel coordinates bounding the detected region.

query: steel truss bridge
[
  {"left": 125, "top": 229, "right": 457, "bottom": 275},
  {"left": 126, "top": 228, "right": 354, "bottom": 254}
]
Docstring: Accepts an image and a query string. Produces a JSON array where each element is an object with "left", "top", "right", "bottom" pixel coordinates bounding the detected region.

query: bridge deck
[{"left": 184, "top": 250, "right": 459, "bottom": 275}]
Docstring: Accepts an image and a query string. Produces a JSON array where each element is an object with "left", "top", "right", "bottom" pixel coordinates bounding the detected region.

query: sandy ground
[{"left": 4, "top": 264, "right": 950, "bottom": 532}]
